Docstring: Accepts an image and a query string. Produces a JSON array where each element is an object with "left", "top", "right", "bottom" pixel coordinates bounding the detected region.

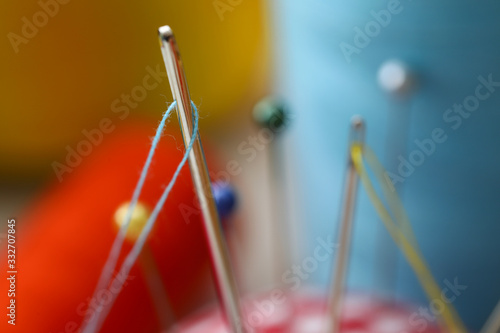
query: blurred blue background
[{"left": 272, "top": 1, "right": 500, "bottom": 330}]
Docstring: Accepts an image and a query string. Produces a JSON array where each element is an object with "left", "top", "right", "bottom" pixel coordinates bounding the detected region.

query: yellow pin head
[{"left": 113, "top": 202, "right": 151, "bottom": 242}]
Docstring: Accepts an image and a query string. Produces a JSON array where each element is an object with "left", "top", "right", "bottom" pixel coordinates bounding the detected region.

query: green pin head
[{"left": 252, "top": 97, "right": 289, "bottom": 133}]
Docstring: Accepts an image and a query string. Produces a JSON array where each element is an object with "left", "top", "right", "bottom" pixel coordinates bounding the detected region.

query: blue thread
[
  {"left": 82, "top": 101, "right": 178, "bottom": 332},
  {"left": 83, "top": 102, "right": 199, "bottom": 333}
]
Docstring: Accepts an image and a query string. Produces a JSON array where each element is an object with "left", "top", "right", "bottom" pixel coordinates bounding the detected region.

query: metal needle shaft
[
  {"left": 158, "top": 26, "right": 244, "bottom": 333},
  {"left": 481, "top": 300, "right": 500, "bottom": 333},
  {"left": 326, "top": 116, "right": 365, "bottom": 333}
]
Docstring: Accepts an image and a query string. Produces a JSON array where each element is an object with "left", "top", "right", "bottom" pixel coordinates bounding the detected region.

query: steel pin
[{"left": 326, "top": 116, "right": 365, "bottom": 333}]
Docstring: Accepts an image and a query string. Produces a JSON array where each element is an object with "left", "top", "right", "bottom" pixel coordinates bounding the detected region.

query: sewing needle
[{"left": 158, "top": 25, "right": 245, "bottom": 333}]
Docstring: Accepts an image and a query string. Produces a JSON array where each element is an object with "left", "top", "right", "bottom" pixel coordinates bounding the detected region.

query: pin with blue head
[
  {"left": 110, "top": 184, "right": 236, "bottom": 329},
  {"left": 212, "top": 181, "right": 237, "bottom": 224}
]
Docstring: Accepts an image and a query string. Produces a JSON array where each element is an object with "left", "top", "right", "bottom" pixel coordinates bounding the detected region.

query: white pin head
[{"left": 377, "top": 60, "right": 415, "bottom": 96}]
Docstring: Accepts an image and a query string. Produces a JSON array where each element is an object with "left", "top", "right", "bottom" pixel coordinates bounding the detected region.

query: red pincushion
[
  {"left": 0, "top": 121, "right": 213, "bottom": 333},
  {"left": 170, "top": 292, "right": 442, "bottom": 333}
]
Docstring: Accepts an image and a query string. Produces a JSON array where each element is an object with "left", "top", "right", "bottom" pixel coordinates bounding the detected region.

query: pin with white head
[
  {"left": 326, "top": 116, "right": 365, "bottom": 333},
  {"left": 376, "top": 59, "right": 416, "bottom": 295},
  {"left": 158, "top": 25, "right": 245, "bottom": 333},
  {"left": 377, "top": 59, "right": 415, "bottom": 97}
]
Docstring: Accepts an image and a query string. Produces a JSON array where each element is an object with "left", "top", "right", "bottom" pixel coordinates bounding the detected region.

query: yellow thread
[
  {"left": 351, "top": 143, "right": 467, "bottom": 333},
  {"left": 362, "top": 146, "right": 418, "bottom": 248}
]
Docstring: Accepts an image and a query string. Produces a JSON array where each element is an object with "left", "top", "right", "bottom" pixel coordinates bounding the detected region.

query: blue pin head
[{"left": 212, "top": 181, "right": 237, "bottom": 222}]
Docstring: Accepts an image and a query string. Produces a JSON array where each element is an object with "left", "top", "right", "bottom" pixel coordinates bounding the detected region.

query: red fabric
[
  {"left": 1, "top": 122, "right": 212, "bottom": 333},
  {"left": 172, "top": 292, "right": 442, "bottom": 333}
]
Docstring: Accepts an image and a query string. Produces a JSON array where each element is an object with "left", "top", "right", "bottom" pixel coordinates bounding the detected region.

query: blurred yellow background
[{"left": 0, "top": 0, "right": 269, "bottom": 179}]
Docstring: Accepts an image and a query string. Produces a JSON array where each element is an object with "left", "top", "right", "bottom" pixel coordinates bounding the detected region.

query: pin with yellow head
[{"left": 113, "top": 202, "right": 151, "bottom": 242}]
